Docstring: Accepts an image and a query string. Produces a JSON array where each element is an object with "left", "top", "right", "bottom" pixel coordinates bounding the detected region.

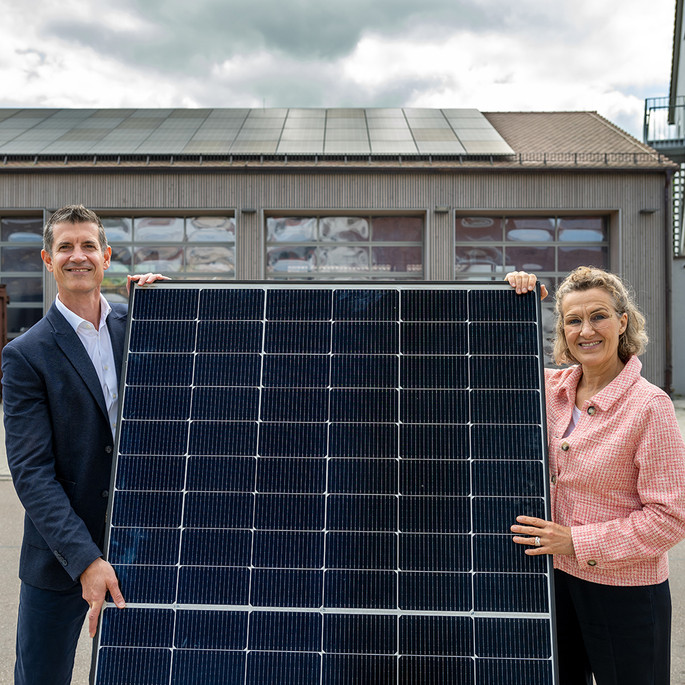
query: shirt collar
[{"left": 55, "top": 294, "right": 112, "bottom": 333}]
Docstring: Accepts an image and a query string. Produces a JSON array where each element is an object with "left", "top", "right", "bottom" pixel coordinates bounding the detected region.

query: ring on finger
[{"left": 534, "top": 536, "right": 541, "bottom": 547}]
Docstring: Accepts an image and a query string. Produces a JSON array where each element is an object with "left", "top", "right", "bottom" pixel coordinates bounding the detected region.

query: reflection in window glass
[
  {"left": 102, "top": 218, "right": 132, "bottom": 242},
  {"left": 4, "top": 277, "right": 42, "bottom": 303},
  {"left": 456, "top": 217, "right": 503, "bottom": 242},
  {"left": 320, "top": 217, "right": 369, "bottom": 242},
  {"left": 186, "top": 247, "right": 235, "bottom": 273},
  {"left": 134, "top": 217, "right": 185, "bottom": 242},
  {"left": 266, "top": 215, "right": 423, "bottom": 280},
  {"left": 558, "top": 217, "right": 606, "bottom": 242},
  {"left": 1, "top": 218, "right": 43, "bottom": 242},
  {"left": 267, "top": 217, "right": 317, "bottom": 242},
  {"left": 2, "top": 247, "right": 43, "bottom": 272},
  {"left": 558, "top": 246, "right": 608, "bottom": 271},
  {"left": 8, "top": 307, "right": 42, "bottom": 336},
  {"left": 455, "top": 246, "right": 504, "bottom": 275},
  {"left": 108, "top": 247, "right": 132, "bottom": 272},
  {"left": 505, "top": 218, "right": 555, "bottom": 242},
  {"left": 134, "top": 247, "right": 184, "bottom": 272},
  {"left": 507, "top": 246, "right": 555, "bottom": 272},
  {"left": 187, "top": 217, "right": 236, "bottom": 242}
]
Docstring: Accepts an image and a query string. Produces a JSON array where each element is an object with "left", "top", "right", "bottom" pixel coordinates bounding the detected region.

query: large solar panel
[{"left": 93, "top": 282, "right": 557, "bottom": 684}]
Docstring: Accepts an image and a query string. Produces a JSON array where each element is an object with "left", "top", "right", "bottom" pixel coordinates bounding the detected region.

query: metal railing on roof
[{"left": 644, "top": 96, "right": 685, "bottom": 148}]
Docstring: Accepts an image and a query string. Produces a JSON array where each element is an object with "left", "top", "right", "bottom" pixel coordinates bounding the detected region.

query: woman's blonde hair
[{"left": 553, "top": 266, "right": 648, "bottom": 365}]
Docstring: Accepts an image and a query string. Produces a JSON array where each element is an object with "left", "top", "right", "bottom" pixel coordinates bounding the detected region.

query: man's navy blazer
[{"left": 2, "top": 302, "right": 127, "bottom": 591}]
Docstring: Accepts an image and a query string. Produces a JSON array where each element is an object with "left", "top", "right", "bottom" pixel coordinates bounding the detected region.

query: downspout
[{"left": 665, "top": 168, "right": 674, "bottom": 393}]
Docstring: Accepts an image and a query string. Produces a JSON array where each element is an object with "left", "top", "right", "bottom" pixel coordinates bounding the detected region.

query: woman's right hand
[{"left": 505, "top": 271, "right": 548, "bottom": 299}]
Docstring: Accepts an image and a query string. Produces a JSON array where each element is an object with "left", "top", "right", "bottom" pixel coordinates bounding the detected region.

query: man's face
[{"left": 41, "top": 221, "right": 111, "bottom": 297}]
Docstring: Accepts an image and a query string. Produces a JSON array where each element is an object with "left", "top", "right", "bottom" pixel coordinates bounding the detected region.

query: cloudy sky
[{"left": 0, "top": 0, "right": 676, "bottom": 138}]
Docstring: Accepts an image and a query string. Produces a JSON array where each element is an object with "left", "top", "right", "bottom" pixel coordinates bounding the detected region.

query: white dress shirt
[{"left": 55, "top": 294, "right": 119, "bottom": 437}]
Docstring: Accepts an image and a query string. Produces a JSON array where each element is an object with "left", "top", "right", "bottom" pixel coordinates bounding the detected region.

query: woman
[{"left": 506, "top": 267, "right": 685, "bottom": 685}]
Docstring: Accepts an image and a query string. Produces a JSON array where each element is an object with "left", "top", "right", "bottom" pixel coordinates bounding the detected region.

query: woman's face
[{"left": 560, "top": 287, "right": 628, "bottom": 371}]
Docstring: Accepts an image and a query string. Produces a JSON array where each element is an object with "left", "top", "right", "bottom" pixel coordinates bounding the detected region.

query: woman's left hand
[{"left": 511, "top": 515, "right": 575, "bottom": 556}]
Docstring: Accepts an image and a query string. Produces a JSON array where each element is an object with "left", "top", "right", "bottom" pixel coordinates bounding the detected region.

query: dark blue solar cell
[
  {"left": 325, "top": 532, "right": 397, "bottom": 570},
  {"left": 197, "top": 321, "right": 263, "bottom": 352},
  {"left": 470, "top": 355, "right": 539, "bottom": 389},
  {"left": 323, "top": 613, "right": 397, "bottom": 654},
  {"left": 400, "top": 496, "right": 470, "bottom": 534},
  {"left": 399, "top": 656, "right": 473, "bottom": 685},
  {"left": 177, "top": 566, "right": 250, "bottom": 604},
  {"left": 474, "top": 617, "right": 551, "bottom": 659},
  {"left": 172, "top": 650, "right": 246, "bottom": 685},
  {"left": 333, "top": 289, "right": 399, "bottom": 320},
  {"left": 125, "top": 353, "right": 194, "bottom": 386},
  {"left": 111, "top": 491, "right": 183, "bottom": 527},
  {"left": 265, "top": 321, "right": 331, "bottom": 353},
  {"left": 194, "top": 353, "right": 261, "bottom": 386},
  {"left": 108, "top": 528, "right": 180, "bottom": 566},
  {"left": 331, "top": 354, "right": 398, "bottom": 388},
  {"left": 129, "top": 321, "right": 196, "bottom": 353},
  {"left": 400, "top": 460, "right": 470, "bottom": 496},
  {"left": 471, "top": 424, "right": 543, "bottom": 459},
  {"left": 401, "top": 356, "right": 468, "bottom": 389},
  {"left": 96, "top": 647, "right": 171, "bottom": 685},
  {"left": 332, "top": 322, "right": 399, "bottom": 354},
  {"left": 263, "top": 354, "right": 329, "bottom": 387},
  {"left": 400, "top": 615, "right": 472, "bottom": 657},
  {"left": 251, "top": 569, "right": 323, "bottom": 607},
  {"left": 266, "top": 288, "right": 332, "bottom": 320},
  {"left": 400, "top": 424, "right": 469, "bottom": 458},
  {"left": 191, "top": 387, "right": 259, "bottom": 421},
  {"left": 325, "top": 570, "right": 396, "bottom": 609},
  {"left": 100, "top": 607, "right": 174, "bottom": 648},
  {"left": 132, "top": 287, "right": 199, "bottom": 320},
  {"left": 402, "top": 289, "right": 468, "bottom": 322},
  {"left": 258, "top": 422, "right": 327, "bottom": 457},
  {"left": 324, "top": 655, "right": 397, "bottom": 685},
  {"left": 188, "top": 421, "right": 257, "bottom": 456},
  {"left": 399, "top": 571, "right": 471, "bottom": 611},
  {"left": 175, "top": 610, "right": 248, "bottom": 650},
  {"left": 473, "top": 534, "right": 547, "bottom": 574},
  {"left": 471, "top": 389, "right": 541, "bottom": 424},
  {"left": 400, "top": 390, "right": 469, "bottom": 424},
  {"left": 255, "top": 494, "right": 325, "bottom": 530},
  {"left": 252, "top": 531, "right": 324, "bottom": 569},
  {"left": 112, "top": 565, "right": 177, "bottom": 604},
  {"left": 474, "top": 573, "right": 549, "bottom": 613},
  {"left": 261, "top": 388, "right": 328, "bottom": 422},
  {"left": 123, "top": 386, "right": 191, "bottom": 420},
  {"left": 185, "top": 456, "right": 255, "bottom": 492},
  {"left": 119, "top": 419, "right": 189, "bottom": 456},
  {"left": 469, "top": 288, "right": 537, "bottom": 322},
  {"left": 328, "top": 459, "right": 397, "bottom": 494},
  {"left": 472, "top": 461, "right": 545, "bottom": 497},
  {"left": 402, "top": 323, "right": 467, "bottom": 354},
  {"left": 257, "top": 457, "right": 326, "bottom": 493},
  {"left": 327, "top": 495, "right": 397, "bottom": 532},
  {"left": 115, "top": 455, "right": 185, "bottom": 491},
  {"left": 472, "top": 496, "right": 546, "bottom": 534},
  {"left": 199, "top": 288, "right": 264, "bottom": 320},
  {"left": 399, "top": 533, "right": 470, "bottom": 572},
  {"left": 329, "top": 423, "right": 398, "bottom": 457},
  {"left": 475, "top": 658, "right": 554, "bottom": 685},
  {"left": 249, "top": 611, "right": 321, "bottom": 652},
  {"left": 180, "top": 529, "right": 252, "bottom": 566},
  {"left": 469, "top": 322, "right": 538, "bottom": 355},
  {"left": 330, "top": 389, "right": 398, "bottom": 422},
  {"left": 247, "top": 652, "right": 321, "bottom": 684},
  {"left": 183, "top": 492, "right": 253, "bottom": 528}
]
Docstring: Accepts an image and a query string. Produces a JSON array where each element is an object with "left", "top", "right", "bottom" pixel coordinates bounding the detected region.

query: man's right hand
[{"left": 80, "top": 557, "right": 126, "bottom": 638}]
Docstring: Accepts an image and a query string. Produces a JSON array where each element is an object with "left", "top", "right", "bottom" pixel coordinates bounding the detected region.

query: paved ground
[{"left": 1, "top": 401, "right": 685, "bottom": 683}]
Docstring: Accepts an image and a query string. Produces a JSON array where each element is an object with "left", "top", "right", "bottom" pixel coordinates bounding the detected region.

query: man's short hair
[{"left": 43, "top": 205, "right": 108, "bottom": 254}]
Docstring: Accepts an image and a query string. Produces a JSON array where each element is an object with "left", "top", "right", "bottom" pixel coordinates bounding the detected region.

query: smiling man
[{"left": 1, "top": 205, "right": 165, "bottom": 685}]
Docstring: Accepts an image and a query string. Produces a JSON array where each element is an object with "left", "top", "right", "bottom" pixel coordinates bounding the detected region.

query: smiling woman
[{"left": 506, "top": 266, "right": 685, "bottom": 685}]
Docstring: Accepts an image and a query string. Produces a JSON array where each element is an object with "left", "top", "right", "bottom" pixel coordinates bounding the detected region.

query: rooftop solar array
[
  {"left": 93, "top": 282, "right": 556, "bottom": 684},
  {"left": 0, "top": 108, "right": 513, "bottom": 157}
]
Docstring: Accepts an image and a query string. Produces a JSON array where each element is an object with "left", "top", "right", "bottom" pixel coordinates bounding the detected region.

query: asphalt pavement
[{"left": 1, "top": 402, "right": 685, "bottom": 684}]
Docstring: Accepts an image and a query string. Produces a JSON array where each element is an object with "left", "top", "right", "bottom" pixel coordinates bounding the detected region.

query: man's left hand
[{"left": 126, "top": 273, "right": 170, "bottom": 294}]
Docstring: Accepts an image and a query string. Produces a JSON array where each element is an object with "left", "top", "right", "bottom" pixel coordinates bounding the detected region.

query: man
[{"left": 2, "top": 205, "right": 166, "bottom": 684}]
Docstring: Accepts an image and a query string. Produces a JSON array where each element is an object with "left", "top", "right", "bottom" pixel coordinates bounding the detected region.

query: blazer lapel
[
  {"left": 47, "top": 303, "right": 110, "bottom": 421},
  {"left": 107, "top": 304, "right": 127, "bottom": 382}
]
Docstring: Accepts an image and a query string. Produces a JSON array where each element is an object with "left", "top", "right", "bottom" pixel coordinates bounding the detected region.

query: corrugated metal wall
[{"left": 0, "top": 166, "right": 670, "bottom": 385}]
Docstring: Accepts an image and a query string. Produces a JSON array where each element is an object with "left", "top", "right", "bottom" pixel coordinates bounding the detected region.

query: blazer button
[
  {"left": 587, "top": 406, "right": 596, "bottom": 415},
  {"left": 560, "top": 442, "right": 570, "bottom": 451},
  {"left": 101, "top": 490, "right": 109, "bottom": 498},
  {"left": 587, "top": 559, "right": 597, "bottom": 567},
  {"left": 105, "top": 446, "right": 113, "bottom": 454}
]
